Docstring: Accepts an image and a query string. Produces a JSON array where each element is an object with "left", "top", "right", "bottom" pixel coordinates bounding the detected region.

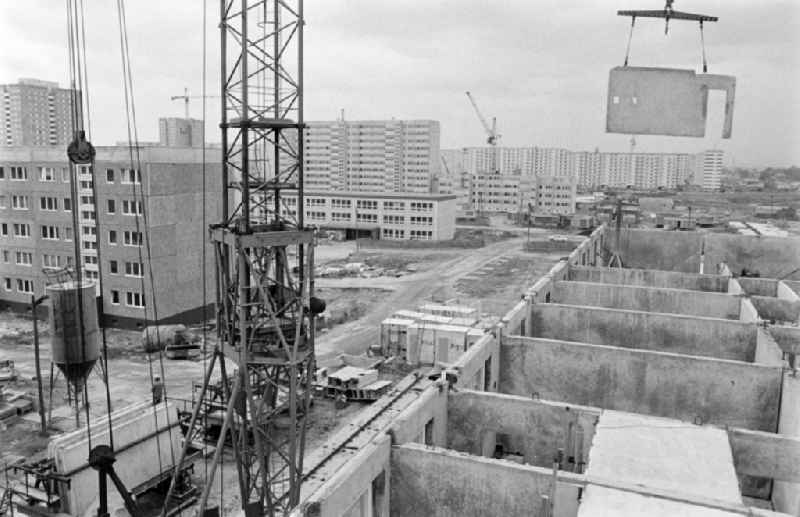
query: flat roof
[{"left": 285, "top": 190, "right": 457, "bottom": 201}]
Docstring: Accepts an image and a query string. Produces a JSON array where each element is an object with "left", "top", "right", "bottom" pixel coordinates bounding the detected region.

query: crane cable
[
  {"left": 623, "top": 16, "right": 636, "bottom": 66},
  {"left": 114, "top": 0, "right": 177, "bottom": 477}
]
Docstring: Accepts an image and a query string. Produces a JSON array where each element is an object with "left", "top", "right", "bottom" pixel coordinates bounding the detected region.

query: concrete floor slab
[
  {"left": 586, "top": 411, "right": 742, "bottom": 505},
  {"left": 577, "top": 485, "right": 742, "bottom": 517}
]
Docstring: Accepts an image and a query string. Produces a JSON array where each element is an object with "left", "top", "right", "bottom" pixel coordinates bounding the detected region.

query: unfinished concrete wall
[
  {"left": 390, "top": 443, "right": 582, "bottom": 517},
  {"left": 552, "top": 281, "right": 740, "bottom": 319},
  {"left": 770, "top": 325, "right": 800, "bottom": 356},
  {"left": 755, "top": 328, "right": 784, "bottom": 366},
  {"left": 530, "top": 303, "right": 756, "bottom": 362},
  {"left": 389, "top": 382, "right": 448, "bottom": 446},
  {"left": 704, "top": 233, "right": 800, "bottom": 281},
  {"left": 567, "top": 266, "right": 729, "bottom": 292},
  {"left": 750, "top": 295, "right": 800, "bottom": 324},
  {"left": 738, "top": 277, "right": 778, "bottom": 297},
  {"left": 728, "top": 428, "right": 800, "bottom": 483},
  {"left": 499, "top": 337, "right": 782, "bottom": 432},
  {"left": 299, "top": 435, "right": 391, "bottom": 517},
  {"left": 447, "top": 390, "right": 598, "bottom": 471},
  {"left": 451, "top": 333, "right": 500, "bottom": 392},
  {"left": 739, "top": 298, "right": 759, "bottom": 322},
  {"left": 607, "top": 229, "right": 800, "bottom": 280},
  {"left": 774, "top": 372, "right": 800, "bottom": 515},
  {"left": 728, "top": 277, "right": 744, "bottom": 295},
  {"left": 784, "top": 280, "right": 800, "bottom": 297}
]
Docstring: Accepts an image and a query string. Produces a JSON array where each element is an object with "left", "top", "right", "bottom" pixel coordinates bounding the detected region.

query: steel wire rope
[
  {"left": 65, "top": 0, "right": 93, "bottom": 450},
  {"left": 114, "top": 0, "right": 177, "bottom": 478}
]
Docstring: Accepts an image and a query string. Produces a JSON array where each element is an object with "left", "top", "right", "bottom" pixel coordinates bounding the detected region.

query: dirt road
[{"left": 314, "top": 236, "right": 537, "bottom": 360}]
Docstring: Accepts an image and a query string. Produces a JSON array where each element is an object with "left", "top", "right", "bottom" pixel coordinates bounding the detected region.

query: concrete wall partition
[
  {"left": 774, "top": 373, "right": 800, "bottom": 514},
  {"left": 606, "top": 229, "right": 800, "bottom": 280},
  {"left": 784, "top": 280, "right": 800, "bottom": 297},
  {"left": 390, "top": 443, "right": 583, "bottom": 517},
  {"left": 389, "top": 382, "right": 448, "bottom": 446},
  {"left": 567, "top": 266, "right": 729, "bottom": 292},
  {"left": 447, "top": 390, "right": 598, "bottom": 471},
  {"left": 739, "top": 277, "right": 778, "bottom": 297},
  {"left": 299, "top": 435, "right": 391, "bottom": 517},
  {"left": 499, "top": 336, "right": 782, "bottom": 432},
  {"left": 552, "top": 280, "right": 741, "bottom": 319},
  {"left": 750, "top": 295, "right": 800, "bottom": 323},
  {"left": 451, "top": 333, "right": 500, "bottom": 392},
  {"left": 530, "top": 303, "right": 757, "bottom": 362}
]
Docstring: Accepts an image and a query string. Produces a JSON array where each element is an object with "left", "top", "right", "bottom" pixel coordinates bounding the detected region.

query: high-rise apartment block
[
  {"left": 304, "top": 120, "right": 440, "bottom": 193},
  {"left": 158, "top": 117, "right": 204, "bottom": 147},
  {"left": 448, "top": 146, "right": 722, "bottom": 191},
  {"left": 0, "top": 145, "right": 220, "bottom": 327},
  {"left": 0, "top": 79, "right": 74, "bottom": 147},
  {"left": 696, "top": 149, "right": 723, "bottom": 190}
]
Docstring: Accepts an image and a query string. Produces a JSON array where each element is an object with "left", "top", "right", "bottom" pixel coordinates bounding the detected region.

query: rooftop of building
[
  {"left": 0, "top": 144, "right": 221, "bottom": 163},
  {"left": 291, "top": 190, "right": 457, "bottom": 201},
  {"left": 291, "top": 226, "right": 800, "bottom": 517}
]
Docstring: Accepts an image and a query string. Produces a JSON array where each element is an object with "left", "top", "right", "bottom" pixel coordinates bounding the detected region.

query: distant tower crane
[
  {"left": 169, "top": 87, "right": 220, "bottom": 118},
  {"left": 465, "top": 91, "right": 501, "bottom": 174}
]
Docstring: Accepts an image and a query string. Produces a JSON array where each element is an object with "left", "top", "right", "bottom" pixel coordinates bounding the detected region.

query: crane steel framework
[{"left": 178, "top": 1, "right": 315, "bottom": 515}]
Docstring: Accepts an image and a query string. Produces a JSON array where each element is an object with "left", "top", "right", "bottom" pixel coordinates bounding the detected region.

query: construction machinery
[
  {"left": 465, "top": 91, "right": 501, "bottom": 173},
  {"left": 169, "top": 87, "right": 220, "bottom": 119}
]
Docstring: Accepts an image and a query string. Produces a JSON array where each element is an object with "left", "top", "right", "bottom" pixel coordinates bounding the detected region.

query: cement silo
[{"left": 47, "top": 280, "right": 100, "bottom": 390}]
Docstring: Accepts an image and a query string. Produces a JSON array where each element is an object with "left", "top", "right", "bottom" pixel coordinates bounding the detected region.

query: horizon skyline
[{"left": 2, "top": 1, "right": 798, "bottom": 168}]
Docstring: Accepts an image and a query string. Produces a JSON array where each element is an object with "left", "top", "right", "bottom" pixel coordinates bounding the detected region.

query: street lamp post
[{"left": 30, "top": 294, "right": 49, "bottom": 435}]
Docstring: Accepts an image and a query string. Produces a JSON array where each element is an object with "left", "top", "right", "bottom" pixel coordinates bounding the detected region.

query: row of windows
[
  {"left": 0, "top": 166, "right": 142, "bottom": 184},
  {"left": 2, "top": 276, "right": 145, "bottom": 308},
  {"left": 0, "top": 223, "right": 142, "bottom": 246}
]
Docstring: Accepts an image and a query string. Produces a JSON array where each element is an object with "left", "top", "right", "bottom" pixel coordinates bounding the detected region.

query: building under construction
[{"left": 288, "top": 226, "right": 800, "bottom": 517}]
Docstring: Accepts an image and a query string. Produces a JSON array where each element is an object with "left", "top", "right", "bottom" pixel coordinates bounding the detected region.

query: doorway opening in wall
[
  {"left": 483, "top": 356, "right": 492, "bottom": 390},
  {"left": 371, "top": 469, "right": 386, "bottom": 517},
  {"left": 424, "top": 418, "right": 434, "bottom": 446}
]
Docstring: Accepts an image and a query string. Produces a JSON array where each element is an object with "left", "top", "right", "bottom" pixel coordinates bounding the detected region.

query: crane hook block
[
  {"left": 606, "top": 66, "right": 735, "bottom": 138},
  {"left": 67, "top": 130, "right": 96, "bottom": 164}
]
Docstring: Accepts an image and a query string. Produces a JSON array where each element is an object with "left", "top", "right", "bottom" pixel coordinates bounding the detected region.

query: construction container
[
  {"left": 380, "top": 317, "right": 415, "bottom": 357},
  {"left": 47, "top": 280, "right": 100, "bottom": 388},
  {"left": 406, "top": 323, "right": 472, "bottom": 366}
]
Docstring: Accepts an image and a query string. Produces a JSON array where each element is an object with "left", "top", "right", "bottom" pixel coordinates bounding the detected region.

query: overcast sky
[{"left": 1, "top": 1, "right": 798, "bottom": 167}]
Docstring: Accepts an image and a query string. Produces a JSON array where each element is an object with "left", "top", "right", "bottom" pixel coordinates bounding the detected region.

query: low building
[
  {"left": 470, "top": 174, "right": 576, "bottom": 215},
  {"left": 0, "top": 145, "right": 220, "bottom": 327},
  {"left": 279, "top": 190, "right": 456, "bottom": 241}
]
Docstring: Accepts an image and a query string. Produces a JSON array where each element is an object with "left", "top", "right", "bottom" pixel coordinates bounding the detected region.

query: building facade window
[
  {"left": 16, "top": 279, "right": 34, "bottom": 294},
  {"left": 13, "top": 223, "right": 31, "bottom": 238},
  {"left": 40, "top": 197, "right": 58, "bottom": 211},
  {"left": 106, "top": 169, "right": 114, "bottom": 182},
  {"left": 10, "top": 166, "right": 27, "bottom": 180},
  {"left": 110, "top": 290, "right": 120, "bottom": 304},
  {"left": 126, "top": 291, "right": 145, "bottom": 308},
  {"left": 123, "top": 231, "right": 143, "bottom": 246},
  {"left": 121, "top": 169, "right": 142, "bottom": 184},
  {"left": 109, "top": 230, "right": 117, "bottom": 244},
  {"left": 125, "top": 261, "right": 143, "bottom": 277},
  {"left": 12, "top": 195, "right": 29, "bottom": 210},
  {"left": 42, "top": 254, "right": 61, "bottom": 269},
  {"left": 107, "top": 199, "right": 116, "bottom": 214},
  {"left": 39, "top": 167, "right": 56, "bottom": 181},
  {"left": 110, "top": 260, "right": 118, "bottom": 274},
  {"left": 15, "top": 251, "right": 33, "bottom": 266},
  {"left": 41, "top": 225, "right": 60, "bottom": 240}
]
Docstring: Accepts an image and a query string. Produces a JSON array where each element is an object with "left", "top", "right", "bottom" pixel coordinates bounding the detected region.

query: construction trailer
[
  {"left": 406, "top": 323, "right": 478, "bottom": 366},
  {"left": 380, "top": 317, "right": 416, "bottom": 357}
]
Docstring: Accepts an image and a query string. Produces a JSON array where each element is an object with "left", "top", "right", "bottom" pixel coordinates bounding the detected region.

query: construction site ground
[{"left": 0, "top": 223, "right": 571, "bottom": 511}]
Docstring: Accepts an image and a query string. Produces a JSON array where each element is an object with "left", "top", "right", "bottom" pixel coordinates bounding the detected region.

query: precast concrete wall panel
[
  {"left": 499, "top": 337, "right": 781, "bottom": 432},
  {"left": 530, "top": 304, "right": 756, "bottom": 362},
  {"left": 552, "top": 281, "right": 740, "bottom": 319},
  {"left": 567, "top": 266, "right": 728, "bottom": 292}
]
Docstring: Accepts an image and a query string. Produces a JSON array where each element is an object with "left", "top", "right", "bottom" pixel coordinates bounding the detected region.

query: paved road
[{"left": 315, "top": 237, "right": 527, "bottom": 361}]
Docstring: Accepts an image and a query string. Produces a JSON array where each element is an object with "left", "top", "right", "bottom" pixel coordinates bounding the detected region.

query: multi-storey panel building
[
  {"left": 469, "top": 174, "right": 576, "bottom": 215},
  {"left": 303, "top": 120, "right": 440, "bottom": 194},
  {"left": 447, "top": 146, "right": 718, "bottom": 191},
  {"left": 696, "top": 149, "right": 724, "bottom": 190},
  {"left": 158, "top": 117, "right": 204, "bottom": 147},
  {"left": 278, "top": 190, "right": 456, "bottom": 241},
  {"left": 0, "top": 79, "right": 74, "bottom": 147},
  {"left": 0, "top": 145, "right": 220, "bottom": 327}
]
